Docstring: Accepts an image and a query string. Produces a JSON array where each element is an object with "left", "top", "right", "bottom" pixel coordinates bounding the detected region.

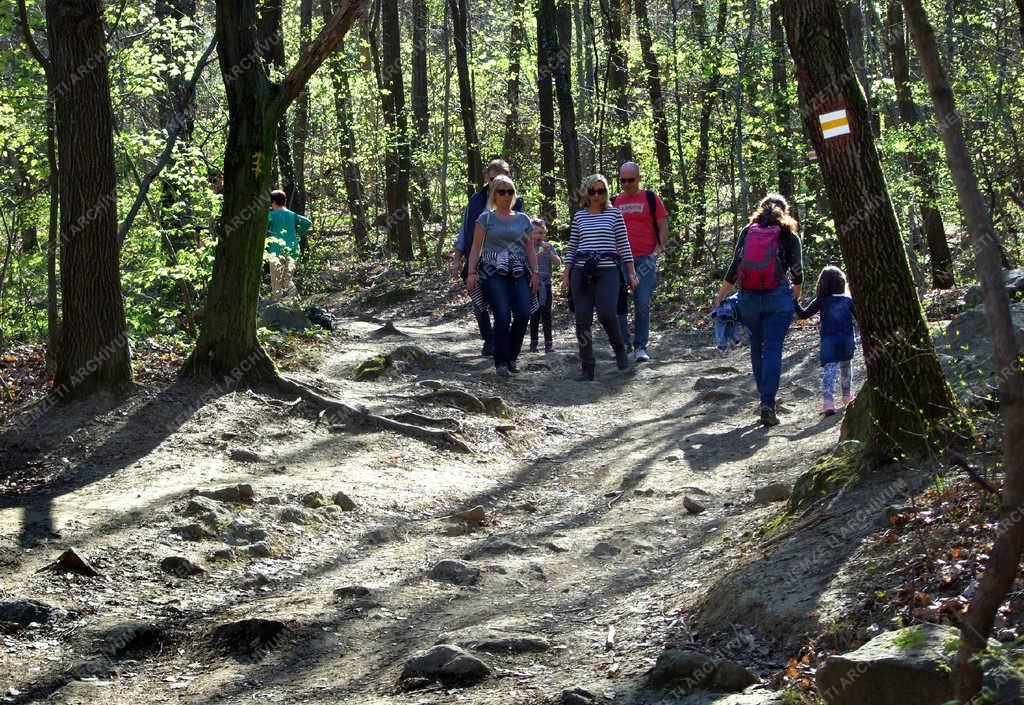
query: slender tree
[
  {"left": 411, "top": 0, "right": 431, "bottom": 256},
  {"left": 780, "top": 0, "right": 964, "bottom": 458},
  {"left": 258, "top": 0, "right": 298, "bottom": 209},
  {"left": 449, "top": 0, "right": 483, "bottom": 192},
  {"left": 186, "top": 0, "right": 369, "bottom": 380},
  {"left": 537, "top": 0, "right": 558, "bottom": 224},
  {"left": 770, "top": 1, "right": 795, "bottom": 204},
  {"left": 502, "top": 16, "right": 527, "bottom": 173},
  {"left": 379, "top": 0, "right": 413, "bottom": 260},
  {"left": 598, "top": 0, "right": 631, "bottom": 165},
  {"left": 46, "top": 0, "right": 132, "bottom": 397},
  {"left": 555, "top": 0, "right": 582, "bottom": 213},
  {"left": 292, "top": 0, "right": 313, "bottom": 220},
  {"left": 635, "top": 0, "right": 675, "bottom": 215}
]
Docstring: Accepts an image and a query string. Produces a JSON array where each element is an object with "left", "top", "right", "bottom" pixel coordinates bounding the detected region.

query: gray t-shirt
[
  {"left": 534, "top": 243, "right": 559, "bottom": 280},
  {"left": 476, "top": 210, "right": 532, "bottom": 257}
]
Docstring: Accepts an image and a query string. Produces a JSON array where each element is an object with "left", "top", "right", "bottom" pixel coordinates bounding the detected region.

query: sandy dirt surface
[{"left": 1, "top": 299, "right": 852, "bottom": 705}]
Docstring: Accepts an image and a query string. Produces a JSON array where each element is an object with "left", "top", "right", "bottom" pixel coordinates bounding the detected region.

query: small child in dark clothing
[
  {"left": 711, "top": 293, "right": 742, "bottom": 352},
  {"left": 795, "top": 265, "right": 856, "bottom": 415},
  {"left": 529, "top": 219, "right": 561, "bottom": 353}
]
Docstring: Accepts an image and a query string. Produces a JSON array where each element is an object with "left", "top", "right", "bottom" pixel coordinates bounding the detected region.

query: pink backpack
[{"left": 736, "top": 223, "right": 783, "bottom": 291}]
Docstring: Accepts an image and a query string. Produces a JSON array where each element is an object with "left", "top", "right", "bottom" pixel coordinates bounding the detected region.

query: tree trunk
[
  {"left": 635, "top": 0, "right": 675, "bottom": 215},
  {"left": 411, "top": 0, "right": 431, "bottom": 256},
  {"left": 46, "top": 0, "right": 131, "bottom": 397},
  {"left": 324, "top": 0, "right": 369, "bottom": 252},
  {"left": 556, "top": 0, "right": 582, "bottom": 215},
  {"left": 887, "top": 0, "right": 954, "bottom": 288},
  {"left": 598, "top": 0, "right": 631, "bottom": 165},
  {"left": 502, "top": 17, "right": 525, "bottom": 173},
  {"left": 691, "top": 0, "right": 728, "bottom": 265},
  {"left": 537, "top": 0, "right": 558, "bottom": 225},
  {"left": 780, "top": 0, "right": 963, "bottom": 459},
  {"left": 258, "top": 0, "right": 298, "bottom": 208},
  {"left": 844, "top": 0, "right": 878, "bottom": 135},
  {"left": 380, "top": 0, "right": 413, "bottom": 260},
  {"left": 188, "top": 0, "right": 367, "bottom": 380},
  {"left": 449, "top": 0, "right": 483, "bottom": 192},
  {"left": 293, "top": 0, "right": 313, "bottom": 221},
  {"left": 581, "top": 0, "right": 597, "bottom": 172},
  {"left": 1017, "top": 0, "right": 1024, "bottom": 44},
  {"left": 770, "top": 1, "right": 795, "bottom": 203},
  {"left": 899, "top": 2, "right": 1024, "bottom": 702}
]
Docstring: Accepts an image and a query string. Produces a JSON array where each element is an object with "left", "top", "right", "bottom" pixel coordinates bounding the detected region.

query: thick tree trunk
[
  {"left": 887, "top": 0, "right": 954, "bottom": 289},
  {"left": 502, "top": 17, "right": 526, "bottom": 173},
  {"left": 770, "top": 1, "right": 795, "bottom": 203},
  {"left": 537, "top": 0, "right": 558, "bottom": 225},
  {"left": 46, "top": 0, "right": 132, "bottom": 397},
  {"left": 449, "top": 0, "right": 483, "bottom": 192},
  {"left": 411, "top": 0, "right": 431, "bottom": 257},
  {"left": 899, "top": 3, "right": 1024, "bottom": 702},
  {"left": 598, "top": 0, "right": 631, "bottom": 165},
  {"left": 635, "top": 0, "right": 675, "bottom": 215},
  {"left": 380, "top": 0, "right": 413, "bottom": 260},
  {"left": 293, "top": 0, "right": 312, "bottom": 220},
  {"left": 781, "top": 0, "right": 963, "bottom": 458},
  {"left": 556, "top": 0, "right": 582, "bottom": 214},
  {"left": 691, "top": 0, "right": 728, "bottom": 265},
  {"left": 189, "top": 0, "right": 367, "bottom": 380}
]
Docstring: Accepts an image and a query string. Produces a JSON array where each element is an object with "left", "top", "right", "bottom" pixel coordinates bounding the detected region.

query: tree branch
[
  {"left": 16, "top": 0, "right": 50, "bottom": 71},
  {"left": 117, "top": 35, "right": 218, "bottom": 245},
  {"left": 273, "top": 0, "right": 369, "bottom": 119}
]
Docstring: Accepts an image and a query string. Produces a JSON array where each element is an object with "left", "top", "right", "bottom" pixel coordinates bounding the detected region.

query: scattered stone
[
  {"left": 469, "top": 536, "right": 530, "bottom": 557},
  {"left": 159, "top": 556, "right": 205, "bottom": 578},
  {"left": 212, "top": 618, "right": 286, "bottom": 658},
  {"left": 390, "top": 344, "right": 435, "bottom": 369},
  {"left": 186, "top": 496, "right": 232, "bottom": 526},
  {"left": 710, "top": 661, "right": 759, "bottom": 692},
  {"left": 321, "top": 504, "right": 341, "bottom": 515},
  {"left": 353, "top": 354, "right": 394, "bottom": 381},
  {"left": 344, "top": 598, "right": 381, "bottom": 614},
  {"left": 693, "top": 376, "right": 730, "bottom": 391},
  {"left": 365, "top": 526, "right": 395, "bottom": 544},
  {"left": 683, "top": 496, "right": 707, "bottom": 514},
  {"left": 173, "top": 522, "right": 216, "bottom": 541},
  {"left": 301, "top": 491, "right": 327, "bottom": 508},
  {"left": 648, "top": 649, "right": 716, "bottom": 691},
  {"left": 262, "top": 495, "right": 282, "bottom": 505},
  {"left": 228, "top": 448, "right": 262, "bottom": 463},
  {"left": 242, "top": 573, "right": 272, "bottom": 589},
  {"left": 754, "top": 483, "right": 792, "bottom": 504},
  {"left": 591, "top": 542, "right": 621, "bottom": 558},
  {"left": 334, "top": 585, "right": 372, "bottom": 599},
  {"left": 41, "top": 548, "right": 101, "bottom": 577},
  {"left": 399, "top": 644, "right": 492, "bottom": 687},
  {"left": 247, "top": 542, "right": 273, "bottom": 558},
  {"left": 481, "top": 396, "right": 512, "bottom": 418},
  {"left": 96, "top": 621, "right": 165, "bottom": 658},
  {"left": 453, "top": 505, "right": 486, "bottom": 525},
  {"left": 543, "top": 541, "right": 568, "bottom": 553},
  {"left": 278, "top": 507, "right": 309, "bottom": 525},
  {"left": 560, "top": 687, "right": 597, "bottom": 705},
  {"left": 333, "top": 491, "right": 357, "bottom": 511},
  {"left": 460, "top": 633, "right": 550, "bottom": 654},
  {"left": 664, "top": 455, "right": 681, "bottom": 462},
  {"left": 223, "top": 518, "right": 269, "bottom": 545},
  {"left": 258, "top": 300, "right": 312, "bottom": 331},
  {"left": 0, "top": 599, "right": 65, "bottom": 625},
  {"left": 209, "top": 547, "right": 237, "bottom": 562},
  {"left": 429, "top": 559, "right": 480, "bottom": 585},
  {"left": 196, "top": 484, "right": 255, "bottom": 504}
]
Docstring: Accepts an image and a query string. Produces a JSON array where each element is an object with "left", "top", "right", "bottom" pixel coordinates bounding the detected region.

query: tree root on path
[
  {"left": 273, "top": 376, "right": 470, "bottom": 453},
  {"left": 389, "top": 411, "right": 462, "bottom": 430}
]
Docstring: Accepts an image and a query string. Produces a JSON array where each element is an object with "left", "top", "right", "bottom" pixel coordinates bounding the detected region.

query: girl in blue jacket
[{"left": 796, "top": 266, "right": 856, "bottom": 415}]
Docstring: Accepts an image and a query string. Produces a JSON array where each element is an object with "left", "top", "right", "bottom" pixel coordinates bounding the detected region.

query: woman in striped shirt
[{"left": 561, "top": 174, "right": 639, "bottom": 380}]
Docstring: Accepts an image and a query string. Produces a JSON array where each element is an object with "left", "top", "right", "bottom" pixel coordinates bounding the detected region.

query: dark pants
[
  {"left": 482, "top": 273, "right": 532, "bottom": 368},
  {"left": 571, "top": 266, "right": 624, "bottom": 363},
  {"left": 530, "top": 281, "right": 553, "bottom": 346},
  {"left": 737, "top": 283, "right": 795, "bottom": 409}
]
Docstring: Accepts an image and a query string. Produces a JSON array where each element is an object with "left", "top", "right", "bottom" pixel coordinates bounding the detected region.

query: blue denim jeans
[
  {"left": 618, "top": 255, "right": 657, "bottom": 350},
  {"left": 482, "top": 273, "right": 532, "bottom": 368},
  {"left": 737, "top": 283, "right": 795, "bottom": 409}
]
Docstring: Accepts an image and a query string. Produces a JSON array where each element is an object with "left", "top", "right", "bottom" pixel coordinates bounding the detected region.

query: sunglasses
[
  {"left": 494, "top": 188, "right": 515, "bottom": 196},
  {"left": 588, "top": 188, "right": 607, "bottom": 196},
  {"left": 619, "top": 177, "right": 637, "bottom": 183}
]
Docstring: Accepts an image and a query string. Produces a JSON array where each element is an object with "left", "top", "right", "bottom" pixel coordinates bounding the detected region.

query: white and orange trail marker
[{"left": 819, "top": 109, "right": 851, "bottom": 139}]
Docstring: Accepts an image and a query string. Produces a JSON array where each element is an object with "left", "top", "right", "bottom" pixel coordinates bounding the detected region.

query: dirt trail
[{"left": 1, "top": 307, "right": 847, "bottom": 705}]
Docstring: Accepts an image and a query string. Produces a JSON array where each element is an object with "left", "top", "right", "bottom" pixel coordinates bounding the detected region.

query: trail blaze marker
[{"left": 819, "top": 109, "right": 851, "bottom": 139}]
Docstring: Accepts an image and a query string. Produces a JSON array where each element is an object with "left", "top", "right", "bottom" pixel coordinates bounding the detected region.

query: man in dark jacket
[{"left": 450, "top": 158, "right": 525, "bottom": 356}]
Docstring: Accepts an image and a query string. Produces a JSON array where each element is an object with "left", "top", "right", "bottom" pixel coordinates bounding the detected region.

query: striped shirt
[{"left": 565, "top": 207, "right": 634, "bottom": 269}]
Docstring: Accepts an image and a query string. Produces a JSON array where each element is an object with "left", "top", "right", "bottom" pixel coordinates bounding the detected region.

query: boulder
[
  {"left": 934, "top": 301, "right": 1024, "bottom": 399},
  {"left": 43, "top": 548, "right": 102, "bottom": 577},
  {"left": 710, "top": 661, "right": 759, "bottom": 692},
  {"left": 754, "top": 483, "right": 792, "bottom": 504},
  {"left": 186, "top": 496, "right": 232, "bottom": 526},
  {"left": 173, "top": 522, "right": 216, "bottom": 541},
  {"left": 429, "top": 559, "right": 480, "bottom": 585},
  {"left": 399, "top": 644, "right": 492, "bottom": 686},
  {"left": 592, "top": 542, "right": 621, "bottom": 558},
  {"left": 223, "top": 518, "right": 269, "bottom": 545},
  {"left": 963, "top": 267, "right": 1024, "bottom": 307},
  {"left": 258, "top": 300, "right": 312, "bottom": 331},
  {"left": 333, "top": 491, "right": 357, "bottom": 510},
  {"left": 159, "top": 556, "right": 205, "bottom": 577},
  {"left": 649, "top": 649, "right": 716, "bottom": 691},
  {"left": 0, "top": 599, "right": 66, "bottom": 625},
  {"left": 353, "top": 354, "right": 393, "bottom": 381},
  {"left": 301, "top": 491, "right": 327, "bottom": 508},
  {"left": 390, "top": 344, "right": 435, "bottom": 369},
  {"left": 816, "top": 624, "right": 1021, "bottom": 705},
  {"left": 560, "top": 687, "right": 597, "bottom": 705},
  {"left": 278, "top": 507, "right": 309, "bottom": 525}
]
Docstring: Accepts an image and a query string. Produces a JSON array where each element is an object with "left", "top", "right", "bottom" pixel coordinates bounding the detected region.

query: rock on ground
[
  {"left": 0, "top": 599, "right": 66, "bottom": 625},
  {"left": 429, "top": 559, "right": 481, "bottom": 585},
  {"left": 458, "top": 633, "right": 550, "bottom": 654},
  {"left": 399, "top": 644, "right": 492, "bottom": 686},
  {"left": 753, "top": 483, "right": 792, "bottom": 504},
  {"left": 159, "top": 556, "right": 205, "bottom": 577},
  {"left": 649, "top": 649, "right": 716, "bottom": 691}
]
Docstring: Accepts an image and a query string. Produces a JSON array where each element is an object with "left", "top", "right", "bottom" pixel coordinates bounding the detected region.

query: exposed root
[
  {"left": 416, "top": 389, "right": 486, "bottom": 413},
  {"left": 274, "top": 376, "right": 470, "bottom": 453},
  {"left": 389, "top": 411, "right": 462, "bottom": 430}
]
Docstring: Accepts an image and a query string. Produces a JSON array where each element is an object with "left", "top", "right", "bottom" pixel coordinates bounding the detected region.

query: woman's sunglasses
[
  {"left": 494, "top": 188, "right": 515, "bottom": 196},
  {"left": 588, "top": 188, "right": 607, "bottom": 196}
]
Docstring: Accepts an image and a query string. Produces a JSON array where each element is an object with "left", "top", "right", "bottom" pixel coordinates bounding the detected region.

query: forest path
[{"left": 0, "top": 310, "right": 846, "bottom": 705}]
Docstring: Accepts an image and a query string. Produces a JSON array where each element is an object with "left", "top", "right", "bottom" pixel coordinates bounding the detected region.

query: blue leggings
[{"left": 823, "top": 361, "right": 853, "bottom": 405}]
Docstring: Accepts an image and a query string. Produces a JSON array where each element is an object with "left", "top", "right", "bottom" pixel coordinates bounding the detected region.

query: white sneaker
[{"left": 635, "top": 348, "right": 650, "bottom": 362}]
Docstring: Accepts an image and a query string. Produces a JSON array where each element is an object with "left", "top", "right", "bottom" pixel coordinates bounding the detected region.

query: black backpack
[{"left": 611, "top": 189, "right": 662, "bottom": 246}]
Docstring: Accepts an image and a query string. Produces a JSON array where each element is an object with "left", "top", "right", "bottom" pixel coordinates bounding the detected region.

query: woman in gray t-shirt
[{"left": 466, "top": 175, "right": 540, "bottom": 376}]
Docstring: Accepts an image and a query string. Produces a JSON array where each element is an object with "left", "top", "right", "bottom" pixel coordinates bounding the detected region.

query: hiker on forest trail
[
  {"left": 562, "top": 174, "right": 638, "bottom": 381},
  {"left": 529, "top": 218, "right": 560, "bottom": 353},
  {"left": 266, "top": 189, "right": 312, "bottom": 301},
  {"left": 612, "top": 162, "right": 668, "bottom": 363},
  {"left": 465, "top": 175, "right": 539, "bottom": 377},
  {"left": 795, "top": 265, "right": 857, "bottom": 416},
  {"left": 714, "top": 194, "right": 803, "bottom": 427},
  {"left": 451, "top": 159, "right": 525, "bottom": 357}
]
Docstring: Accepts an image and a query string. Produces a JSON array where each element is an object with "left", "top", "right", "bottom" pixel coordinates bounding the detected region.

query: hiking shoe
[
  {"left": 842, "top": 394, "right": 855, "bottom": 405},
  {"left": 529, "top": 342, "right": 539, "bottom": 353},
  {"left": 760, "top": 406, "right": 780, "bottom": 427},
  {"left": 482, "top": 341, "right": 495, "bottom": 357},
  {"left": 544, "top": 342, "right": 555, "bottom": 353},
  {"left": 635, "top": 348, "right": 650, "bottom": 363},
  {"left": 822, "top": 401, "right": 836, "bottom": 416},
  {"left": 614, "top": 347, "right": 630, "bottom": 370},
  {"left": 575, "top": 362, "right": 595, "bottom": 381},
  {"left": 495, "top": 365, "right": 510, "bottom": 377},
  {"left": 508, "top": 360, "right": 520, "bottom": 374}
]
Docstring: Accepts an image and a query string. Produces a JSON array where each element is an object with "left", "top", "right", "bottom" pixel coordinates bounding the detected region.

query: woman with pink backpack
[{"left": 713, "top": 194, "right": 804, "bottom": 427}]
